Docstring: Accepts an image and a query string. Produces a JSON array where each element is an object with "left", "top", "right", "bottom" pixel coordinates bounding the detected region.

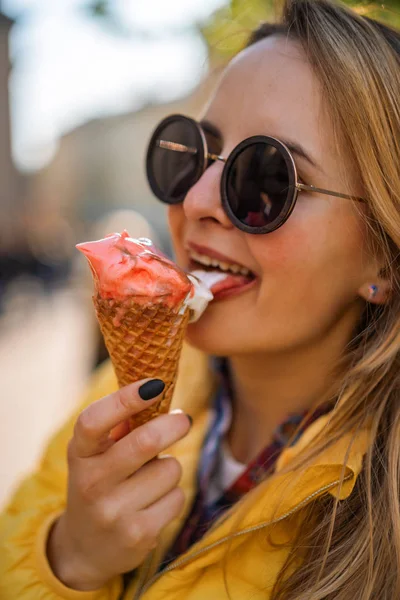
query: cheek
[
  {"left": 249, "top": 201, "right": 367, "bottom": 290},
  {"left": 256, "top": 228, "right": 307, "bottom": 268},
  {"left": 249, "top": 219, "right": 311, "bottom": 278},
  {"left": 167, "top": 205, "right": 186, "bottom": 261}
]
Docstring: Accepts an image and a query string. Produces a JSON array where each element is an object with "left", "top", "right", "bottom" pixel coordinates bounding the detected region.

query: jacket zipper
[
  {"left": 133, "top": 474, "right": 352, "bottom": 599},
  {"left": 132, "top": 551, "right": 155, "bottom": 597}
]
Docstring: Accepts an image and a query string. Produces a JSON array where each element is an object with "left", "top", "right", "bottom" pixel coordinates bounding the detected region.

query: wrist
[{"left": 46, "top": 515, "right": 107, "bottom": 591}]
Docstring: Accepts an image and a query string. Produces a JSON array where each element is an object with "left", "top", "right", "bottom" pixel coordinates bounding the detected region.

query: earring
[{"left": 368, "top": 284, "right": 379, "bottom": 300}]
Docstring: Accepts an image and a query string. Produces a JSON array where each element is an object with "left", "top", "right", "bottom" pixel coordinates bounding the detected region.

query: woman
[{"left": 1, "top": 0, "right": 399, "bottom": 598}]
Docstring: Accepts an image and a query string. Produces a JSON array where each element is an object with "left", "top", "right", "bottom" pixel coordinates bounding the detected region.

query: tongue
[
  {"left": 210, "top": 274, "right": 250, "bottom": 295},
  {"left": 190, "top": 269, "right": 250, "bottom": 296}
]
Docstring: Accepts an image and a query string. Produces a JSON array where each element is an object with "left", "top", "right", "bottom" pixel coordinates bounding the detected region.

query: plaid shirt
[{"left": 160, "top": 359, "right": 333, "bottom": 569}]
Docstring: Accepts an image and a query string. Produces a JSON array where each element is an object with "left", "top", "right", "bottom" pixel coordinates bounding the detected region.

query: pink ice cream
[{"left": 76, "top": 230, "right": 192, "bottom": 308}]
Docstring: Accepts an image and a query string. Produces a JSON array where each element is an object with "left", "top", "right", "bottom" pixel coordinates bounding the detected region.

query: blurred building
[
  {"left": 23, "top": 65, "right": 223, "bottom": 258},
  {"left": 0, "top": 11, "right": 23, "bottom": 254}
]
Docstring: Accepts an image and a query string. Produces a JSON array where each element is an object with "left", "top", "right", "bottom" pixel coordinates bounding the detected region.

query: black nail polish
[
  {"left": 186, "top": 414, "right": 193, "bottom": 428},
  {"left": 139, "top": 379, "right": 165, "bottom": 401}
]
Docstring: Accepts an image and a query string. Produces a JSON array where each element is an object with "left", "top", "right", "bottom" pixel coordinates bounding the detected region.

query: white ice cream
[
  {"left": 181, "top": 269, "right": 231, "bottom": 323},
  {"left": 182, "top": 273, "right": 212, "bottom": 322},
  {"left": 190, "top": 269, "right": 229, "bottom": 291},
  {"left": 179, "top": 268, "right": 234, "bottom": 322}
]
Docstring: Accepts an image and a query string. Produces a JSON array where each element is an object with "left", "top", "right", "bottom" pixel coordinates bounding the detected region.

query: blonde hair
[{"left": 227, "top": 1, "right": 400, "bottom": 598}]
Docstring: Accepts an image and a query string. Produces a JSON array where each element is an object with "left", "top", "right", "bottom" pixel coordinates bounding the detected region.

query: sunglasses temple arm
[
  {"left": 208, "top": 153, "right": 226, "bottom": 163},
  {"left": 296, "top": 182, "right": 365, "bottom": 203},
  {"left": 157, "top": 141, "right": 364, "bottom": 202},
  {"left": 157, "top": 140, "right": 226, "bottom": 163},
  {"left": 157, "top": 140, "right": 198, "bottom": 154}
]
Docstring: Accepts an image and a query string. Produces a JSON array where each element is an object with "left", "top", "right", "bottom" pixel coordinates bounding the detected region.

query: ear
[{"left": 358, "top": 278, "right": 391, "bottom": 305}]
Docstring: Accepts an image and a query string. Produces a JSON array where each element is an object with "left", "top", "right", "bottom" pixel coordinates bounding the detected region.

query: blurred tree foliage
[
  {"left": 84, "top": 1, "right": 400, "bottom": 59},
  {"left": 202, "top": 0, "right": 400, "bottom": 60},
  {"left": 86, "top": 0, "right": 111, "bottom": 19}
]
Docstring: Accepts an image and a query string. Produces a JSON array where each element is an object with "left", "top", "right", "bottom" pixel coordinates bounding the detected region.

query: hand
[{"left": 47, "top": 378, "right": 191, "bottom": 591}]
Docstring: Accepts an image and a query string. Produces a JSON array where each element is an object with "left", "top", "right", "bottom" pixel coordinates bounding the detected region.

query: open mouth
[{"left": 187, "top": 249, "right": 257, "bottom": 299}]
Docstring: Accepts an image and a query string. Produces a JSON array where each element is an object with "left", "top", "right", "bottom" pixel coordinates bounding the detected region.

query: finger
[
  {"left": 110, "top": 456, "right": 182, "bottom": 511},
  {"left": 73, "top": 378, "right": 165, "bottom": 458},
  {"left": 103, "top": 411, "right": 192, "bottom": 482},
  {"left": 139, "top": 487, "right": 185, "bottom": 535},
  {"left": 115, "top": 487, "right": 185, "bottom": 559},
  {"left": 109, "top": 419, "right": 131, "bottom": 443}
]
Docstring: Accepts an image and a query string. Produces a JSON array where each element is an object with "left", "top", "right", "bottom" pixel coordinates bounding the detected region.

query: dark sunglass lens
[
  {"left": 203, "top": 126, "right": 223, "bottom": 168},
  {"left": 147, "top": 118, "right": 202, "bottom": 203},
  {"left": 225, "top": 142, "right": 291, "bottom": 228}
]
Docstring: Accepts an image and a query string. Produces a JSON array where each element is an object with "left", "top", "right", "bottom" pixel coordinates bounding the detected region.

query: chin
[{"left": 185, "top": 310, "right": 243, "bottom": 357}]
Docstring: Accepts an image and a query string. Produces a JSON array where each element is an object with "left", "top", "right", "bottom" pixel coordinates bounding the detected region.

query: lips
[
  {"left": 186, "top": 242, "right": 257, "bottom": 302},
  {"left": 187, "top": 242, "right": 254, "bottom": 275},
  {"left": 191, "top": 268, "right": 257, "bottom": 301}
]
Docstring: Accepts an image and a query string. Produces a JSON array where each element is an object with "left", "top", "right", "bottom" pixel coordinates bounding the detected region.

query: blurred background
[{"left": 0, "top": 0, "right": 398, "bottom": 508}]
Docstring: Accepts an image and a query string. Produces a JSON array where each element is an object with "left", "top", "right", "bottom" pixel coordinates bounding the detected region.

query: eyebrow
[
  {"left": 279, "top": 138, "right": 321, "bottom": 173},
  {"left": 199, "top": 119, "right": 322, "bottom": 174},
  {"left": 200, "top": 119, "right": 221, "bottom": 140}
]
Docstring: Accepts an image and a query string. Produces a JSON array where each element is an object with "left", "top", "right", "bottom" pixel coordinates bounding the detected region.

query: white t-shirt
[{"left": 206, "top": 439, "right": 247, "bottom": 505}]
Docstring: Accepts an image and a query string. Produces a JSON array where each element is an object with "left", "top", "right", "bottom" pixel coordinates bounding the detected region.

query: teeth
[
  {"left": 219, "top": 261, "right": 230, "bottom": 271},
  {"left": 189, "top": 250, "right": 252, "bottom": 277}
]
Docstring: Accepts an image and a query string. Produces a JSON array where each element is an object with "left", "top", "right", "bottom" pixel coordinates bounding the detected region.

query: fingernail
[
  {"left": 138, "top": 379, "right": 165, "bottom": 400},
  {"left": 170, "top": 409, "right": 192, "bottom": 428}
]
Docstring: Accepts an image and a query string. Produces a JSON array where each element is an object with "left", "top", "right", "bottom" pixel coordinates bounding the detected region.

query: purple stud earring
[{"left": 368, "top": 285, "right": 378, "bottom": 300}]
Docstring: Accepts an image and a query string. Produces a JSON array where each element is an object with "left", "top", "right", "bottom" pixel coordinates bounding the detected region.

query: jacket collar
[
  {"left": 158, "top": 343, "right": 371, "bottom": 561},
  {"left": 136, "top": 412, "right": 370, "bottom": 598}
]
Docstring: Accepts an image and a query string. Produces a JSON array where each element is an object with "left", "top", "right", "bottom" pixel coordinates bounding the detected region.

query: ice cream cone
[
  {"left": 77, "top": 231, "right": 213, "bottom": 431},
  {"left": 94, "top": 295, "right": 189, "bottom": 429}
]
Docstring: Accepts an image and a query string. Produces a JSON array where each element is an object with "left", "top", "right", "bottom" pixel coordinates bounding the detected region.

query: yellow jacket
[{"left": 0, "top": 344, "right": 371, "bottom": 599}]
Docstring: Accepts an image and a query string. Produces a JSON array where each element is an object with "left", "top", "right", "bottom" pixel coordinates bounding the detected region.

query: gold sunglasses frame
[
  {"left": 146, "top": 114, "right": 365, "bottom": 234},
  {"left": 156, "top": 139, "right": 365, "bottom": 203}
]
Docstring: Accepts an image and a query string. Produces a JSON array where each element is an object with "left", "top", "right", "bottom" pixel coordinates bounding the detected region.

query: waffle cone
[{"left": 93, "top": 295, "right": 189, "bottom": 429}]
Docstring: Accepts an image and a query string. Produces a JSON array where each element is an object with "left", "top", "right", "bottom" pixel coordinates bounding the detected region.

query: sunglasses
[{"left": 146, "top": 114, "right": 365, "bottom": 234}]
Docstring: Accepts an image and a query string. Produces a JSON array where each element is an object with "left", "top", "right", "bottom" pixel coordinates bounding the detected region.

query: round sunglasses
[{"left": 146, "top": 114, "right": 365, "bottom": 234}]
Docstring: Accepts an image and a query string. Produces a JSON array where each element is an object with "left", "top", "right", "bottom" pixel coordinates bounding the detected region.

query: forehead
[{"left": 203, "top": 35, "right": 335, "bottom": 165}]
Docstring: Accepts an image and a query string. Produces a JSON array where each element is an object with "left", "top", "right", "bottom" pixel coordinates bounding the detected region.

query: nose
[{"left": 182, "top": 161, "right": 234, "bottom": 229}]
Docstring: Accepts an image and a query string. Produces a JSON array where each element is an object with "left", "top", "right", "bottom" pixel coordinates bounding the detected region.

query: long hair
[{"left": 229, "top": 1, "right": 400, "bottom": 598}]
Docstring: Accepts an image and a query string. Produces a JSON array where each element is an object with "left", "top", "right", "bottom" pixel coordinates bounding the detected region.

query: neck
[{"left": 226, "top": 311, "right": 360, "bottom": 464}]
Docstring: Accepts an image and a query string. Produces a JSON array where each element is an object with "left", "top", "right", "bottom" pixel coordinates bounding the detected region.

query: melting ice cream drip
[
  {"left": 189, "top": 269, "right": 229, "bottom": 290},
  {"left": 184, "top": 274, "right": 214, "bottom": 322},
  {"left": 76, "top": 232, "right": 215, "bottom": 321}
]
